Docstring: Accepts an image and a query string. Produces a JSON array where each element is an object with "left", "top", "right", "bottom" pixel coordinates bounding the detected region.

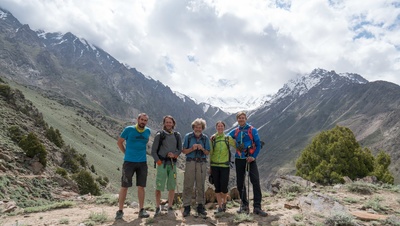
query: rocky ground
[{"left": 1, "top": 176, "right": 400, "bottom": 226}]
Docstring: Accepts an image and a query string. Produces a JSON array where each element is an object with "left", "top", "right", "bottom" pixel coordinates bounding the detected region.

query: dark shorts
[
  {"left": 211, "top": 166, "right": 230, "bottom": 193},
  {"left": 121, "top": 161, "right": 148, "bottom": 187}
]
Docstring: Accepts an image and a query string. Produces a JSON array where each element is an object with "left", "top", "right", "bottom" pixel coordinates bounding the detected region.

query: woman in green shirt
[{"left": 210, "top": 121, "right": 235, "bottom": 213}]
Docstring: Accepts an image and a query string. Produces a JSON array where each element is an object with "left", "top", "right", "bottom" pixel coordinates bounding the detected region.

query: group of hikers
[{"left": 115, "top": 111, "right": 268, "bottom": 220}]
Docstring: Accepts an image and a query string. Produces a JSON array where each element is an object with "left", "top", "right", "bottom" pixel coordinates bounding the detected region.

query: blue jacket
[{"left": 228, "top": 123, "right": 261, "bottom": 159}]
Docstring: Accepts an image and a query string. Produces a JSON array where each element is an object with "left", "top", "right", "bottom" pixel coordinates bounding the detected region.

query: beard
[{"left": 138, "top": 123, "right": 146, "bottom": 129}]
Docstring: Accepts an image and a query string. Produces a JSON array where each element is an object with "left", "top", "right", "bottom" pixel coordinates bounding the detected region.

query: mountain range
[{"left": 1, "top": 6, "right": 399, "bottom": 187}]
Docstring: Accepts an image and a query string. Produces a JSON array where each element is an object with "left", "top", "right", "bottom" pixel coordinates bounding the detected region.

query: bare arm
[{"left": 117, "top": 137, "right": 126, "bottom": 154}]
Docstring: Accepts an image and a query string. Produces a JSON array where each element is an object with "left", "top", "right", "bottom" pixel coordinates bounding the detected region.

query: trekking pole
[
  {"left": 171, "top": 157, "right": 181, "bottom": 206},
  {"left": 240, "top": 159, "right": 248, "bottom": 214},
  {"left": 246, "top": 160, "right": 250, "bottom": 214}
]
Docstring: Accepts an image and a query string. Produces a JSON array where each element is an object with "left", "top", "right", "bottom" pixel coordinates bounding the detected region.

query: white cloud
[{"left": 2, "top": 0, "right": 400, "bottom": 102}]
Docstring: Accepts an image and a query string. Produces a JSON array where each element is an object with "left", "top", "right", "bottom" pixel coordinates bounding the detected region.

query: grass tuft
[
  {"left": 324, "top": 212, "right": 356, "bottom": 226},
  {"left": 346, "top": 181, "right": 378, "bottom": 195},
  {"left": 23, "top": 201, "right": 75, "bottom": 213},
  {"left": 233, "top": 213, "right": 254, "bottom": 224}
]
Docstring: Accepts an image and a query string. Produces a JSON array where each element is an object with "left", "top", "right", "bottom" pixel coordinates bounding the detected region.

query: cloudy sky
[{"left": 2, "top": 0, "right": 400, "bottom": 104}]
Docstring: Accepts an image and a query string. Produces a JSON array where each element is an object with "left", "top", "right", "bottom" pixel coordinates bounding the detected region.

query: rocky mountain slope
[
  {"left": 243, "top": 69, "right": 400, "bottom": 186},
  {"left": 0, "top": 7, "right": 230, "bottom": 136}
]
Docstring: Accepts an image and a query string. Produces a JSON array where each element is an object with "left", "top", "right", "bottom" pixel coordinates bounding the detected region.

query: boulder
[
  {"left": 271, "top": 175, "right": 316, "bottom": 194},
  {"left": 230, "top": 187, "right": 240, "bottom": 200},
  {"left": 205, "top": 187, "right": 216, "bottom": 203},
  {"left": 299, "top": 192, "right": 348, "bottom": 217}
]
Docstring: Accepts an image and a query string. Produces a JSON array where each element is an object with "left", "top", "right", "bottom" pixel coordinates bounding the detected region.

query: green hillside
[{"left": 5, "top": 79, "right": 184, "bottom": 203}]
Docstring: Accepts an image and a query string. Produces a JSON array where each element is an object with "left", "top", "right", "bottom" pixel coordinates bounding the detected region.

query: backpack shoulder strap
[
  {"left": 173, "top": 131, "right": 180, "bottom": 149},
  {"left": 157, "top": 130, "right": 166, "bottom": 153},
  {"left": 248, "top": 126, "right": 254, "bottom": 141},
  {"left": 234, "top": 127, "right": 240, "bottom": 138},
  {"left": 186, "top": 132, "right": 194, "bottom": 149}
]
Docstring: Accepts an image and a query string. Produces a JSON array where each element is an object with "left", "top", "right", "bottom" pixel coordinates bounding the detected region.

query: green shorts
[{"left": 156, "top": 164, "right": 176, "bottom": 191}]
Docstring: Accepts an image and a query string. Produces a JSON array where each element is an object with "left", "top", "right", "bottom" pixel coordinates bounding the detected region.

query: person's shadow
[{"left": 109, "top": 218, "right": 142, "bottom": 226}]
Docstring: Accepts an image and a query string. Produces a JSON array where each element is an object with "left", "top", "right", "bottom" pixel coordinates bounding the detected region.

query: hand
[
  {"left": 247, "top": 156, "right": 255, "bottom": 163},
  {"left": 157, "top": 160, "right": 162, "bottom": 166}
]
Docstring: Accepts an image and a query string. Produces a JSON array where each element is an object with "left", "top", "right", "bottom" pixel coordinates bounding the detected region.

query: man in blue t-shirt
[{"left": 115, "top": 113, "right": 151, "bottom": 220}]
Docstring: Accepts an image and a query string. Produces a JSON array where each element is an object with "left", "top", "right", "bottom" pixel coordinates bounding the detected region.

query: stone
[{"left": 350, "top": 211, "right": 387, "bottom": 221}]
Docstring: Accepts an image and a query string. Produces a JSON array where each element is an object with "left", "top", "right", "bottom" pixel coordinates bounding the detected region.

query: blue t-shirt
[{"left": 120, "top": 125, "right": 151, "bottom": 162}]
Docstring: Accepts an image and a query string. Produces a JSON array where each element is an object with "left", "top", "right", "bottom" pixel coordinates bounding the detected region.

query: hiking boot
[
  {"left": 182, "top": 206, "right": 190, "bottom": 217},
  {"left": 154, "top": 207, "right": 161, "bottom": 217},
  {"left": 253, "top": 208, "right": 268, "bottom": 217},
  {"left": 115, "top": 210, "right": 124, "bottom": 220},
  {"left": 222, "top": 203, "right": 227, "bottom": 212},
  {"left": 197, "top": 204, "right": 207, "bottom": 216},
  {"left": 237, "top": 205, "right": 249, "bottom": 214},
  {"left": 214, "top": 207, "right": 224, "bottom": 214},
  {"left": 138, "top": 208, "right": 150, "bottom": 218},
  {"left": 167, "top": 207, "right": 174, "bottom": 216}
]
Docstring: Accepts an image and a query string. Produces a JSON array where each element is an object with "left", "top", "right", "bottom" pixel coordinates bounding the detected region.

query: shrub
[
  {"left": 8, "top": 125, "right": 24, "bottom": 143},
  {"left": 90, "top": 165, "right": 96, "bottom": 173},
  {"left": 96, "top": 176, "right": 108, "bottom": 187},
  {"left": 372, "top": 151, "right": 394, "bottom": 184},
  {"left": 61, "top": 146, "right": 86, "bottom": 173},
  {"left": 55, "top": 167, "right": 68, "bottom": 177},
  {"left": 45, "top": 126, "right": 64, "bottom": 148},
  {"left": 18, "top": 132, "right": 47, "bottom": 167},
  {"left": 72, "top": 170, "right": 101, "bottom": 196},
  {"left": 296, "top": 126, "right": 375, "bottom": 185},
  {"left": 346, "top": 181, "right": 378, "bottom": 195},
  {"left": 324, "top": 212, "right": 356, "bottom": 226},
  {"left": 363, "top": 196, "right": 389, "bottom": 213},
  {"left": 0, "top": 84, "right": 11, "bottom": 99}
]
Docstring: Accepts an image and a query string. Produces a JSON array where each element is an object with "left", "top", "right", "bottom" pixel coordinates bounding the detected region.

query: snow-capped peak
[{"left": 272, "top": 68, "right": 368, "bottom": 101}]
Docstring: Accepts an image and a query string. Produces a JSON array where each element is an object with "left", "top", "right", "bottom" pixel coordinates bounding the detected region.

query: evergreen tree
[
  {"left": 19, "top": 132, "right": 48, "bottom": 167},
  {"left": 296, "top": 125, "right": 375, "bottom": 185},
  {"left": 372, "top": 150, "right": 394, "bottom": 184},
  {"left": 73, "top": 170, "right": 101, "bottom": 196}
]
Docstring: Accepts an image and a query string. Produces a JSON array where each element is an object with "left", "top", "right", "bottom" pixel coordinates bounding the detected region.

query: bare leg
[
  {"left": 118, "top": 187, "right": 128, "bottom": 210},
  {"left": 155, "top": 190, "right": 161, "bottom": 208},
  {"left": 168, "top": 190, "right": 175, "bottom": 207},
  {"left": 216, "top": 192, "right": 222, "bottom": 208},
  {"left": 221, "top": 192, "right": 227, "bottom": 206},
  {"left": 138, "top": 186, "right": 145, "bottom": 209}
]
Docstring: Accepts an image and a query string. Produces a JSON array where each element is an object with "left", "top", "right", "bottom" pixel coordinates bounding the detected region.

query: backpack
[
  {"left": 234, "top": 126, "right": 256, "bottom": 155},
  {"left": 211, "top": 135, "right": 232, "bottom": 167},
  {"left": 156, "top": 130, "right": 180, "bottom": 161}
]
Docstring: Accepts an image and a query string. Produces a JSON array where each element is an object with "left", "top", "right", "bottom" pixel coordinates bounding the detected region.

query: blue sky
[{"left": 1, "top": 0, "right": 399, "bottom": 103}]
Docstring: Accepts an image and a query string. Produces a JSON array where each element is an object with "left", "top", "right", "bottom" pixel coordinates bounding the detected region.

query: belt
[{"left": 186, "top": 157, "right": 207, "bottom": 162}]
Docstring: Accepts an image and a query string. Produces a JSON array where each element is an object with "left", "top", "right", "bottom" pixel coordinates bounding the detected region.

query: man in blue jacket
[{"left": 229, "top": 111, "right": 267, "bottom": 217}]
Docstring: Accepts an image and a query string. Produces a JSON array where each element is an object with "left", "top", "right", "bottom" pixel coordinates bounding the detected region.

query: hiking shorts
[
  {"left": 121, "top": 161, "right": 148, "bottom": 187},
  {"left": 156, "top": 164, "right": 176, "bottom": 191},
  {"left": 211, "top": 166, "right": 229, "bottom": 193}
]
